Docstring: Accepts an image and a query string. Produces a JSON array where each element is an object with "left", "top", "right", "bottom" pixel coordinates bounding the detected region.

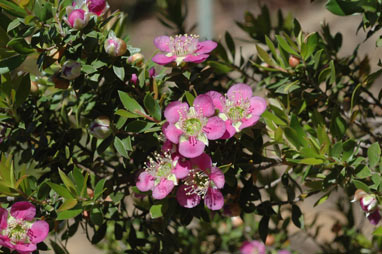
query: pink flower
[
  {"left": 207, "top": 84, "right": 267, "bottom": 139},
  {"left": 162, "top": 95, "right": 226, "bottom": 158},
  {"left": 0, "top": 202, "right": 49, "bottom": 254},
  {"left": 65, "top": 7, "right": 89, "bottom": 29},
  {"left": 104, "top": 34, "right": 127, "bottom": 57},
  {"left": 130, "top": 73, "right": 138, "bottom": 85},
  {"left": 152, "top": 34, "right": 217, "bottom": 66},
  {"left": 86, "top": 0, "right": 108, "bottom": 16},
  {"left": 358, "top": 194, "right": 381, "bottom": 225},
  {"left": 136, "top": 151, "right": 190, "bottom": 200},
  {"left": 176, "top": 153, "right": 225, "bottom": 210},
  {"left": 239, "top": 240, "right": 266, "bottom": 254}
]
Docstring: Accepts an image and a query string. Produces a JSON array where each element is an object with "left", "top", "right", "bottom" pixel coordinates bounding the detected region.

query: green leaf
[
  {"left": 342, "top": 139, "right": 356, "bottom": 162},
  {"left": 301, "top": 32, "right": 318, "bottom": 60},
  {"left": 7, "top": 38, "right": 34, "bottom": 54},
  {"left": 94, "top": 179, "right": 106, "bottom": 200},
  {"left": 50, "top": 240, "right": 68, "bottom": 254},
  {"left": 14, "top": 74, "right": 30, "bottom": 108},
  {"left": 356, "top": 165, "right": 372, "bottom": 179},
  {"left": 118, "top": 91, "right": 146, "bottom": 115},
  {"left": 0, "top": 0, "right": 27, "bottom": 17},
  {"left": 184, "top": 91, "right": 195, "bottom": 106},
  {"left": 292, "top": 204, "right": 304, "bottom": 228},
  {"left": 276, "top": 35, "right": 298, "bottom": 55},
  {"left": 299, "top": 158, "right": 324, "bottom": 165},
  {"left": 352, "top": 179, "right": 371, "bottom": 193},
  {"left": 90, "top": 208, "right": 103, "bottom": 226},
  {"left": 33, "top": 0, "right": 52, "bottom": 21},
  {"left": 225, "top": 31, "right": 235, "bottom": 58},
  {"left": 56, "top": 208, "right": 82, "bottom": 220},
  {"left": 57, "top": 199, "right": 78, "bottom": 212},
  {"left": 47, "top": 182, "right": 74, "bottom": 199},
  {"left": 373, "top": 226, "right": 382, "bottom": 237},
  {"left": 259, "top": 216, "right": 269, "bottom": 243},
  {"left": 207, "top": 61, "right": 233, "bottom": 74},
  {"left": 368, "top": 142, "right": 381, "bottom": 168},
  {"left": 262, "top": 110, "right": 287, "bottom": 126},
  {"left": 113, "top": 66, "right": 125, "bottom": 81},
  {"left": 143, "top": 93, "right": 161, "bottom": 121},
  {"left": 114, "top": 137, "right": 129, "bottom": 158},
  {"left": 58, "top": 169, "right": 77, "bottom": 196},
  {"left": 314, "top": 193, "right": 330, "bottom": 207},
  {"left": 115, "top": 109, "right": 140, "bottom": 118},
  {"left": 150, "top": 204, "right": 163, "bottom": 219},
  {"left": 256, "top": 44, "right": 274, "bottom": 66},
  {"left": 0, "top": 55, "right": 26, "bottom": 75},
  {"left": 325, "top": 0, "right": 363, "bottom": 16}
]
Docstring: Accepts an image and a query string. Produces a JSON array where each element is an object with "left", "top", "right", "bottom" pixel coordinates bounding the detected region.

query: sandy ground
[{"left": 50, "top": 1, "right": 382, "bottom": 253}]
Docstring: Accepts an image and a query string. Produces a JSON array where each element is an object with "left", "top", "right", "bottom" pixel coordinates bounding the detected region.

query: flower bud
[
  {"left": 130, "top": 73, "right": 138, "bottom": 85},
  {"left": 288, "top": 55, "right": 300, "bottom": 67},
  {"left": 104, "top": 36, "right": 127, "bottom": 57},
  {"left": 87, "top": 0, "right": 107, "bottom": 16},
  {"left": 127, "top": 53, "right": 144, "bottom": 66},
  {"left": 89, "top": 116, "right": 112, "bottom": 139},
  {"left": 149, "top": 67, "right": 156, "bottom": 78},
  {"left": 66, "top": 7, "right": 89, "bottom": 29},
  {"left": 61, "top": 60, "right": 81, "bottom": 80},
  {"left": 360, "top": 194, "right": 378, "bottom": 213},
  {"left": 265, "top": 234, "right": 275, "bottom": 246}
]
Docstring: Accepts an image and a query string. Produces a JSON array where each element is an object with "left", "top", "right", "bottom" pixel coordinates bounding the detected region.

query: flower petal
[
  {"left": 0, "top": 208, "right": 8, "bottom": 230},
  {"left": 204, "top": 188, "right": 224, "bottom": 210},
  {"left": 250, "top": 96, "right": 267, "bottom": 116},
  {"left": 196, "top": 40, "right": 217, "bottom": 54},
  {"left": 178, "top": 138, "right": 205, "bottom": 158},
  {"left": 193, "top": 94, "right": 215, "bottom": 117},
  {"left": 163, "top": 123, "right": 183, "bottom": 144},
  {"left": 10, "top": 201, "right": 36, "bottom": 221},
  {"left": 239, "top": 115, "right": 260, "bottom": 130},
  {"left": 210, "top": 167, "right": 225, "bottom": 189},
  {"left": 220, "top": 120, "right": 236, "bottom": 139},
  {"left": 28, "top": 220, "right": 49, "bottom": 244},
  {"left": 176, "top": 184, "right": 201, "bottom": 208},
  {"left": 190, "top": 153, "right": 212, "bottom": 171},
  {"left": 136, "top": 171, "right": 155, "bottom": 192},
  {"left": 154, "top": 36, "right": 170, "bottom": 52},
  {"left": 206, "top": 91, "right": 225, "bottom": 111},
  {"left": 172, "top": 154, "right": 190, "bottom": 179},
  {"left": 152, "top": 178, "right": 174, "bottom": 199},
  {"left": 14, "top": 242, "right": 37, "bottom": 253},
  {"left": 152, "top": 54, "right": 176, "bottom": 65},
  {"left": 227, "top": 83, "right": 253, "bottom": 101},
  {"left": 367, "top": 210, "right": 381, "bottom": 225},
  {"left": 203, "top": 116, "right": 226, "bottom": 140},
  {"left": 183, "top": 54, "right": 209, "bottom": 63},
  {"left": 164, "top": 101, "right": 189, "bottom": 123}
]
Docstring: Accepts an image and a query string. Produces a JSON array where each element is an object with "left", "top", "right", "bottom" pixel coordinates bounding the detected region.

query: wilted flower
[
  {"left": 104, "top": 34, "right": 127, "bottom": 57},
  {"left": 152, "top": 34, "right": 217, "bottom": 66},
  {"left": 239, "top": 240, "right": 266, "bottom": 254},
  {"left": 207, "top": 83, "right": 267, "bottom": 139},
  {"left": 65, "top": 7, "right": 90, "bottom": 29},
  {"left": 60, "top": 60, "right": 81, "bottom": 80},
  {"left": 89, "top": 116, "right": 112, "bottom": 139},
  {"left": 162, "top": 95, "right": 226, "bottom": 158},
  {"left": 176, "top": 153, "right": 225, "bottom": 210},
  {"left": 136, "top": 151, "right": 190, "bottom": 199},
  {"left": 0, "top": 202, "right": 49, "bottom": 254}
]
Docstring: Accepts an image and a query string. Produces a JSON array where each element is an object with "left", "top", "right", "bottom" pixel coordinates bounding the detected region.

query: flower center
[
  {"left": 169, "top": 34, "right": 199, "bottom": 56},
  {"left": 145, "top": 152, "right": 175, "bottom": 180},
  {"left": 156, "top": 161, "right": 173, "bottom": 178},
  {"left": 225, "top": 98, "right": 251, "bottom": 122},
  {"left": 183, "top": 118, "right": 202, "bottom": 136},
  {"left": 176, "top": 107, "right": 207, "bottom": 138},
  {"left": 5, "top": 217, "right": 30, "bottom": 244},
  {"left": 184, "top": 168, "right": 210, "bottom": 197}
]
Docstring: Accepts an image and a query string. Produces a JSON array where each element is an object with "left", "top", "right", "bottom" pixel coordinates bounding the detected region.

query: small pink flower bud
[
  {"left": 130, "top": 73, "right": 138, "bottom": 85},
  {"left": 127, "top": 53, "right": 144, "bottom": 66},
  {"left": 104, "top": 36, "right": 127, "bottom": 57},
  {"left": 66, "top": 7, "right": 89, "bottom": 29},
  {"left": 87, "top": 0, "right": 107, "bottom": 16},
  {"left": 89, "top": 116, "right": 112, "bottom": 139},
  {"left": 61, "top": 60, "right": 81, "bottom": 80},
  {"left": 149, "top": 67, "right": 156, "bottom": 78}
]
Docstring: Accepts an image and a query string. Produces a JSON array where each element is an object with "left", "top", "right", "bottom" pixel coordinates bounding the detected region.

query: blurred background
[{"left": 58, "top": 0, "right": 381, "bottom": 253}]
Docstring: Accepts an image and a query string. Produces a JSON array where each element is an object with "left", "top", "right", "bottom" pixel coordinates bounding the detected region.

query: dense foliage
[{"left": 0, "top": 0, "right": 382, "bottom": 253}]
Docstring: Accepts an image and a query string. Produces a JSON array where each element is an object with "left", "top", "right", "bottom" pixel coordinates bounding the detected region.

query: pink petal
[
  {"left": 239, "top": 115, "right": 260, "bottom": 130},
  {"left": 10, "top": 201, "right": 36, "bottom": 221},
  {"left": 227, "top": 83, "right": 253, "bottom": 101},
  {"left": 14, "top": 242, "right": 37, "bottom": 253},
  {"left": 204, "top": 188, "right": 224, "bottom": 210},
  {"left": 368, "top": 210, "right": 381, "bottom": 225},
  {"left": 87, "top": 0, "right": 106, "bottom": 15},
  {"left": 152, "top": 178, "right": 174, "bottom": 199},
  {"left": 210, "top": 167, "right": 225, "bottom": 189},
  {"left": 0, "top": 208, "right": 8, "bottom": 230},
  {"left": 164, "top": 101, "right": 189, "bottom": 123},
  {"left": 176, "top": 184, "right": 201, "bottom": 208},
  {"left": 190, "top": 153, "right": 212, "bottom": 171},
  {"left": 154, "top": 36, "right": 170, "bottom": 52},
  {"left": 249, "top": 96, "right": 267, "bottom": 116},
  {"left": 162, "top": 123, "right": 183, "bottom": 144},
  {"left": 172, "top": 154, "right": 190, "bottom": 179},
  {"left": 136, "top": 172, "right": 155, "bottom": 192},
  {"left": 68, "top": 9, "right": 85, "bottom": 27},
  {"left": 203, "top": 116, "right": 226, "bottom": 140},
  {"left": 240, "top": 241, "right": 266, "bottom": 254},
  {"left": 196, "top": 40, "right": 217, "bottom": 54},
  {"left": 162, "top": 139, "right": 175, "bottom": 152},
  {"left": 205, "top": 91, "right": 224, "bottom": 111},
  {"left": 28, "top": 220, "right": 49, "bottom": 244},
  {"left": 178, "top": 138, "right": 205, "bottom": 158},
  {"left": 183, "top": 54, "right": 209, "bottom": 63},
  {"left": 220, "top": 120, "right": 236, "bottom": 139},
  {"left": 193, "top": 94, "right": 215, "bottom": 117},
  {"left": 152, "top": 54, "right": 176, "bottom": 65}
]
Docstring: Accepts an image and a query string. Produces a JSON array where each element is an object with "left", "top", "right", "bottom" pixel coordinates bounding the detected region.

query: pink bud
[
  {"left": 149, "top": 67, "right": 156, "bottom": 78},
  {"left": 130, "top": 73, "right": 138, "bottom": 85},
  {"left": 104, "top": 37, "right": 127, "bottom": 57},
  {"left": 87, "top": 0, "right": 107, "bottom": 16},
  {"left": 66, "top": 8, "right": 89, "bottom": 29}
]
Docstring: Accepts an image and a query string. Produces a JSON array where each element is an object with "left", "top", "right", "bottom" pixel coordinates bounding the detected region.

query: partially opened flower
[
  {"left": 86, "top": 0, "right": 108, "bottom": 16},
  {"left": 207, "top": 83, "right": 267, "bottom": 139},
  {"left": 60, "top": 60, "right": 81, "bottom": 80},
  {"left": 176, "top": 153, "right": 225, "bottom": 210},
  {"left": 104, "top": 34, "right": 127, "bottom": 57},
  {"left": 352, "top": 190, "right": 381, "bottom": 225},
  {"left": 162, "top": 95, "right": 226, "bottom": 158},
  {"left": 0, "top": 202, "right": 49, "bottom": 254},
  {"left": 136, "top": 151, "right": 190, "bottom": 199},
  {"left": 65, "top": 7, "right": 90, "bottom": 30},
  {"left": 239, "top": 240, "right": 266, "bottom": 254},
  {"left": 152, "top": 34, "right": 217, "bottom": 66}
]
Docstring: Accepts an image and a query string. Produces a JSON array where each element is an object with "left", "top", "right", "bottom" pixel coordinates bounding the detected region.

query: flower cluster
[
  {"left": 353, "top": 189, "right": 381, "bottom": 225},
  {"left": 0, "top": 202, "right": 49, "bottom": 254}
]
